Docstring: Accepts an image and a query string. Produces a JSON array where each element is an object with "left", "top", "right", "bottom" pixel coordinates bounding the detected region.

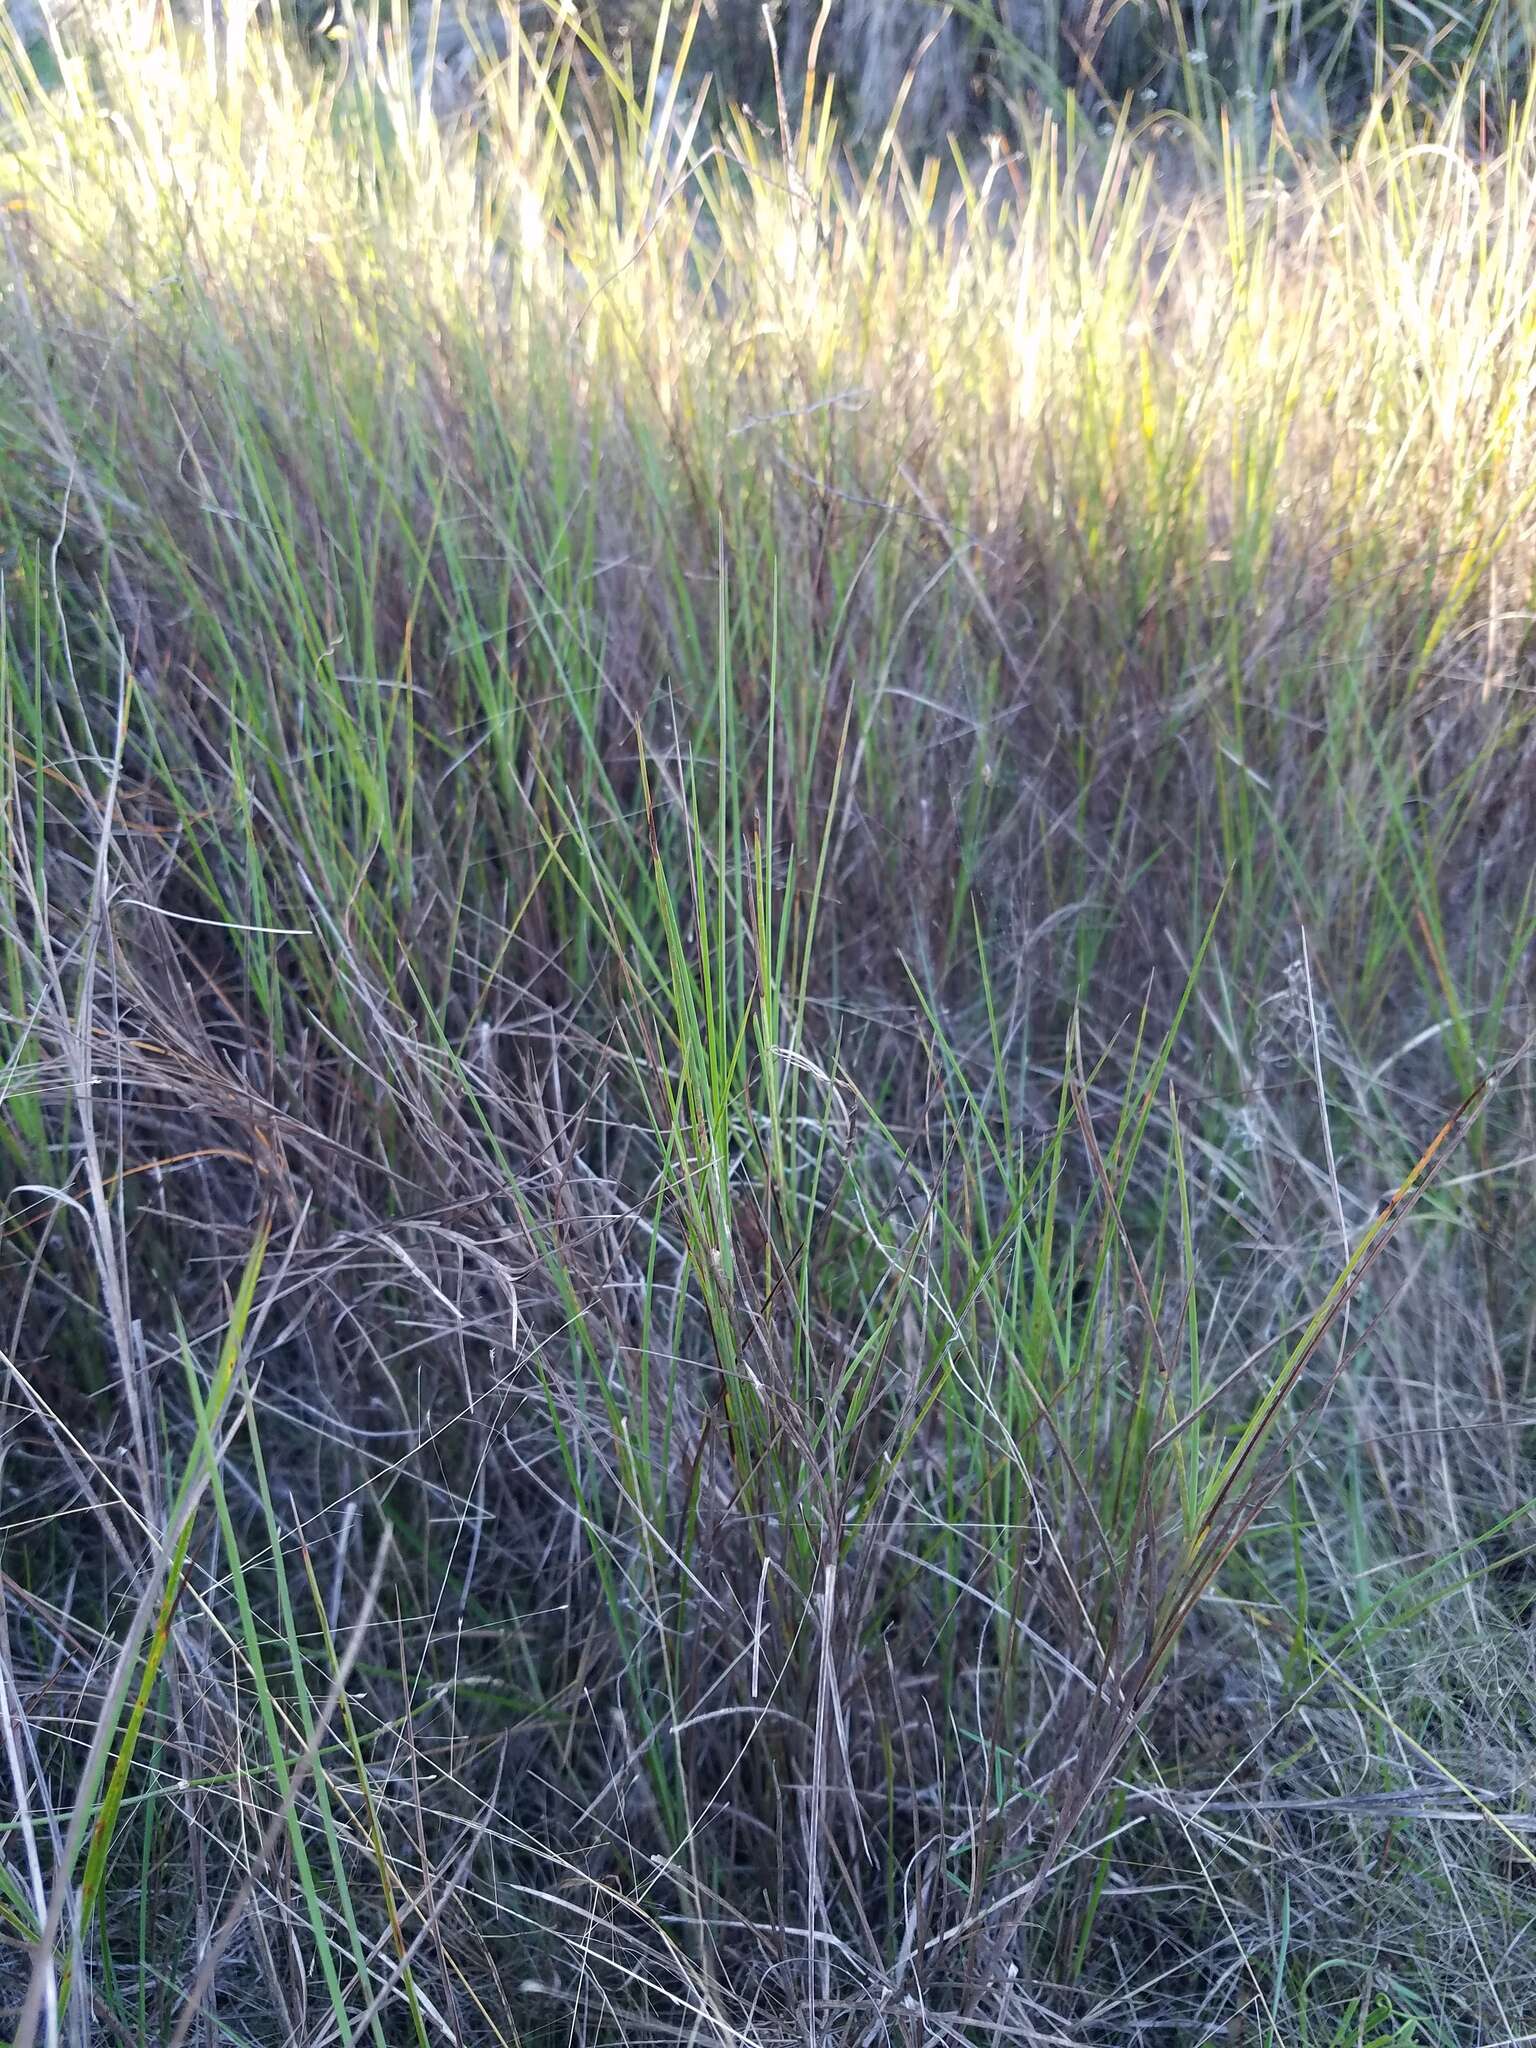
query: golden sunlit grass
[{"left": 0, "top": 7, "right": 1534, "bottom": 2045}]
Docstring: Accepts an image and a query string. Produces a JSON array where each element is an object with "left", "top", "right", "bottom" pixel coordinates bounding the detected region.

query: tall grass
[
  {"left": 0, "top": 5, "right": 1534, "bottom": 2043},
  {"left": 413, "top": 0, "right": 1536, "bottom": 145}
]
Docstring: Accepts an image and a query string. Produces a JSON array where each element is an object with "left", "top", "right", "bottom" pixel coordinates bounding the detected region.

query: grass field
[{"left": 1, "top": 6, "right": 1536, "bottom": 2043}]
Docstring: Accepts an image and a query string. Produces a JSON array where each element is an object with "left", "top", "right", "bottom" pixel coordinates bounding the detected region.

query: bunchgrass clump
[{"left": 0, "top": 6, "right": 1534, "bottom": 2044}]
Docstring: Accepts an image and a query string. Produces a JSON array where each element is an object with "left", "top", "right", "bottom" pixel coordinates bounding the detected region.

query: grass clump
[{"left": 0, "top": 5, "right": 1535, "bottom": 2043}]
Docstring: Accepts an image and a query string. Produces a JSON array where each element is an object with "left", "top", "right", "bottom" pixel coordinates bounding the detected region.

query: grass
[
  {"left": 408, "top": 0, "right": 1536, "bottom": 150},
  {"left": 0, "top": 4, "right": 1535, "bottom": 2043}
]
